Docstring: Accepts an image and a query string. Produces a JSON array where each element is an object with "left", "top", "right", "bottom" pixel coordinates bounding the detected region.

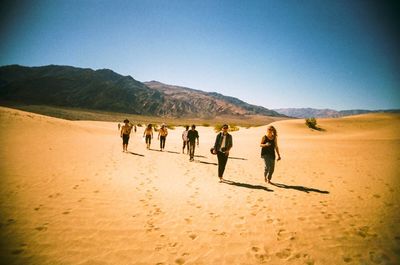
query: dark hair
[
  {"left": 185, "top": 125, "right": 189, "bottom": 130},
  {"left": 268, "top": 126, "right": 277, "bottom": 137},
  {"left": 124, "top": 119, "right": 129, "bottom": 123},
  {"left": 222, "top": 124, "right": 228, "bottom": 129},
  {"left": 191, "top": 124, "right": 196, "bottom": 129},
  {"left": 147, "top": 124, "right": 152, "bottom": 129}
]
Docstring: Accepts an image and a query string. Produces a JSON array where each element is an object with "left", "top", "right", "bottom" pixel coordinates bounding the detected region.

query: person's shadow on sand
[
  {"left": 271, "top": 182, "right": 329, "bottom": 194},
  {"left": 148, "top": 148, "right": 181, "bottom": 154},
  {"left": 228, "top": 157, "right": 247, "bottom": 160},
  {"left": 128, "top": 152, "right": 144, "bottom": 157},
  {"left": 222, "top": 179, "right": 273, "bottom": 192},
  {"left": 198, "top": 160, "right": 218, "bottom": 166}
]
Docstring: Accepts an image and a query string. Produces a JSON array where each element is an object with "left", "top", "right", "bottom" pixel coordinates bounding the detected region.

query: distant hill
[
  {"left": 0, "top": 65, "right": 284, "bottom": 118},
  {"left": 273, "top": 108, "right": 400, "bottom": 118}
]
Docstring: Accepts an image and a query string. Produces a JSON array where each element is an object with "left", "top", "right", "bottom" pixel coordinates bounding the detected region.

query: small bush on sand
[
  {"left": 305, "top": 117, "right": 317, "bottom": 129},
  {"left": 230, "top": 125, "right": 240, "bottom": 132},
  {"left": 305, "top": 117, "right": 325, "bottom": 131}
]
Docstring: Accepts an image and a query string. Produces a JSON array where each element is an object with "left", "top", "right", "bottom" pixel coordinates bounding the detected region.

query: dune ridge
[{"left": 0, "top": 106, "right": 399, "bottom": 264}]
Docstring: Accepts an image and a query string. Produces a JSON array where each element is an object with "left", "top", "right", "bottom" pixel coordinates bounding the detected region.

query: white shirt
[{"left": 182, "top": 130, "right": 188, "bottom": 141}]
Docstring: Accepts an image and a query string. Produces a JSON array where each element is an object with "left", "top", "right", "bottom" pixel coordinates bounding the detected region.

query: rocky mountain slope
[{"left": 0, "top": 65, "right": 283, "bottom": 118}]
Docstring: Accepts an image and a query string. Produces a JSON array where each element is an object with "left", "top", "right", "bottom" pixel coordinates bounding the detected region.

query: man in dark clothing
[
  {"left": 187, "top": 124, "right": 199, "bottom": 161},
  {"left": 213, "top": 124, "right": 233, "bottom": 182}
]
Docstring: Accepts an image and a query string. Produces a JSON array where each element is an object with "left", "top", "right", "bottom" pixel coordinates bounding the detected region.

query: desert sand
[{"left": 0, "top": 106, "right": 399, "bottom": 265}]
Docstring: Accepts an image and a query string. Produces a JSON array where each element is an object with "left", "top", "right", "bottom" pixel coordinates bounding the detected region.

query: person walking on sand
[
  {"left": 187, "top": 124, "right": 199, "bottom": 161},
  {"left": 213, "top": 124, "right": 233, "bottom": 182},
  {"left": 158, "top": 124, "right": 168, "bottom": 151},
  {"left": 182, "top": 125, "right": 189, "bottom": 154},
  {"left": 120, "top": 119, "right": 133, "bottom": 152},
  {"left": 260, "top": 125, "right": 281, "bottom": 184},
  {"left": 143, "top": 124, "right": 154, "bottom": 149}
]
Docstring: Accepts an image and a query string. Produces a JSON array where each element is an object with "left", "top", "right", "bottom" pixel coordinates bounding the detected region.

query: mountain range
[
  {"left": 273, "top": 108, "right": 400, "bottom": 118},
  {"left": 0, "top": 65, "right": 283, "bottom": 118},
  {"left": 1, "top": 65, "right": 397, "bottom": 120}
]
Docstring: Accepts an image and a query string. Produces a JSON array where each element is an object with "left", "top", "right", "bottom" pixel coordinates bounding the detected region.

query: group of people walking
[{"left": 119, "top": 119, "right": 281, "bottom": 184}]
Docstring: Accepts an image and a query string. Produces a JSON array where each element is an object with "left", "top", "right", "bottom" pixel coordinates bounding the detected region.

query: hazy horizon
[{"left": 1, "top": 0, "right": 399, "bottom": 110}]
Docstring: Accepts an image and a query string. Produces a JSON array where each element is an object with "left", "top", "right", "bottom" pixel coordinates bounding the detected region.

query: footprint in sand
[
  {"left": 11, "top": 249, "right": 24, "bottom": 255},
  {"left": 169, "top": 242, "right": 178, "bottom": 248},
  {"left": 373, "top": 194, "right": 381, "bottom": 199},
  {"left": 73, "top": 185, "right": 79, "bottom": 190},
  {"left": 154, "top": 244, "right": 164, "bottom": 251},
  {"left": 189, "top": 234, "right": 197, "bottom": 240},
  {"left": 48, "top": 193, "right": 62, "bottom": 199},
  {"left": 251, "top": 246, "right": 260, "bottom": 252},
  {"left": 275, "top": 248, "right": 292, "bottom": 259},
  {"left": 356, "top": 227, "right": 369, "bottom": 238},
  {"left": 62, "top": 210, "right": 71, "bottom": 215},
  {"left": 369, "top": 251, "right": 390, "bottom": 264},
  {"left": 255, "top": 253, "right": 271, "bottom": 263},
  {"left": 175, "top": 258, "right": 185, "bottom": 265},
  {"left": 7, "top": 219, "right": 16, "bottom": 225},
  {"left": 34, "top": 204, "right": 43, "bottom": 211},
  {"left": 35, "top": 224, "right": 48, "bottom": 232}
]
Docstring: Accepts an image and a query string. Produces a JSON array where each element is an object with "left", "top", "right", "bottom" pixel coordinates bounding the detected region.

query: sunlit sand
[{"left": 0, "top": 106, "right": 399, "bottom": 264}]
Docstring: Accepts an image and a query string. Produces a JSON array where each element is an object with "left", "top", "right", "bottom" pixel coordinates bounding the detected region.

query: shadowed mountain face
[
  {"left": 0, "top": 65, "right": 283, "bottom": 118},
  {"left": 0, "top": 65, "right": 160, "bottom": 115}
]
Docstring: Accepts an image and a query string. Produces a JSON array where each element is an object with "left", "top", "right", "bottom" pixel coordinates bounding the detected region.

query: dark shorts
[
  {"left": 122, "top": 134, "right": 130, "bottom": 145},
  {"left": 145, "top": 135, "right": 152, "bottom": 144}
]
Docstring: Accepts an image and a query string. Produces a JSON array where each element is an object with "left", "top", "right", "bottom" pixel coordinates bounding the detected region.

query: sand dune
[{"left": 0, "top": 106, "right": 399, "bottom": 264}]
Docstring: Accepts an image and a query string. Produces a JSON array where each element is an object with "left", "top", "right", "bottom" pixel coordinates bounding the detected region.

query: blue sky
[{"left": 1, "top": 0, "right": 399, "bottom": 110}]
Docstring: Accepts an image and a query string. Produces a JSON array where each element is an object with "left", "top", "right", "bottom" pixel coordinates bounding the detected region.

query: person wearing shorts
[
  {"left": 143, "top": 124, "right": 154, "bottom": 149},
  {"left": 120, "top": 119, "right": 133, "bottom": 152},
  {"left": 158, "top": 124, "right": 168, "bottom": 151}
]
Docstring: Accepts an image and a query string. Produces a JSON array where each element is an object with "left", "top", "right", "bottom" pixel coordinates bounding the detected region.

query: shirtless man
[{"left": 120, "top": 119, "right": 133, "bottom": 152}]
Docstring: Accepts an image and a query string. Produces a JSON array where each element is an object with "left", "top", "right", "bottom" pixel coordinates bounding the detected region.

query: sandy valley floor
[{"left": 0, "top": 106, "right": 399, "bottom": 264}]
